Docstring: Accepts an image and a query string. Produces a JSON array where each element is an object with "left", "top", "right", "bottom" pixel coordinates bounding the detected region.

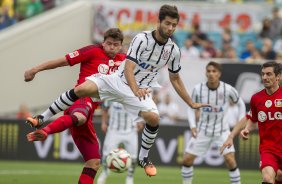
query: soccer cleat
[
  {"left": 26, "top": 129, "right": 48, "bottom": 142},
  {"left": 138, "top": 157, "right": 157, "bottom": 177},
  {"left": 26, "top": 115, "right": 44, "bottom": 128}
]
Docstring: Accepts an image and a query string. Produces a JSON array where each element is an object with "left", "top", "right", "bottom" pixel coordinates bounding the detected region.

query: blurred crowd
[
  {"left": 177, "top": 7, "right": 282, "bottom": 63},
  {"left": 0, "top": 0, "right": 62, "bottom": 30}
]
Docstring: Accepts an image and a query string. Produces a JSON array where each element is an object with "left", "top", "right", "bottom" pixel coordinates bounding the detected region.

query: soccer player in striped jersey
[
  {"left": 26, "top": 4, "right": 209, "bottom": 177},
  {"left": 97, "top": 101, "right": 144, "bottom": 184},
  {"left": 24, "top": 28, "right": 125, "bottom": 184},
  {"left": 181, "top": 61, "right": 246, "bottom": 184}
]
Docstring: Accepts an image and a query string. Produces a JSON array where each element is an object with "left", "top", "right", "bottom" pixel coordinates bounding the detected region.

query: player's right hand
[
  {"left": 24, "top": 69, "right": 36, "bottom": 82},
  {"left": 135, "top": 88, "right": 151, "bottom": 101},
  {"left": 191, "top": 102, "right": 210, "bottom": 109},
  {"left": 220, "top": 136, "right": 233, "bottom": 154},
  {"left": 240, "top": 129, "right": 249, "bottom": 140}
]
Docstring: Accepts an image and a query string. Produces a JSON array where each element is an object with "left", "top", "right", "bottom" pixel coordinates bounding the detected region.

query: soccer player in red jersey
[
  {"left": 24, "top": 28, "right": 125, "bottom": 184},
  {"left": 240, "top": 61, "right": 282, "bottom": 184}
]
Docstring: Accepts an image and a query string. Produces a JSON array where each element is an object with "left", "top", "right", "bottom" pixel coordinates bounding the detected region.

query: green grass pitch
[{"left": 0, "top": 160, "right": 260, "bottom": 184}]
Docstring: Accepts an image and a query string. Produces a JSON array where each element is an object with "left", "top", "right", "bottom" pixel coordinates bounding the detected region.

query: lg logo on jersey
[
  {"left": 98, "top": 64, "right": 109, "bottom": 74},
  {"left": 258, "top": 111, "right": 282, "bottom": 122}
]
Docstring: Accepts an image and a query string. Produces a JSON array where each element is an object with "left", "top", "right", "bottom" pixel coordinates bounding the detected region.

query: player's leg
[
  {"left": 220, "top": 131, "right": 241, "bottom": 184},
  {"left": 223, "top": 152, "right": 241, "bottom": 184},
  {"left": 27, "top": 98, "right": 95, "bottom": 141},
  {"left": 121, "top": 94, "right": 159, "bottom": 176},
  {"left": 182, "top": 132, "right": 210, "bottom": 184},
  {"left": 275, "top": 169, "right": 282, "bottom": 184},
  {"left": 97, "top": 129, "right": 119, "bottom": 184},
  {"left": 26, "top": 78, "right": 100, "bottom": 127},
  {"left": 123, "top": 131, "right": 138, "bottom": 184},
  {"left": 182, "top": 153, "right": 196, "bottom": 184},
  {"left": 260, "top": 152, "right": 278, "bottom": 183},
  {"left": 138, "top": 111, "right": 159, "bottom": 163},
  {"left": 70, "top": 118, "right": 101, "bottom": 184}
]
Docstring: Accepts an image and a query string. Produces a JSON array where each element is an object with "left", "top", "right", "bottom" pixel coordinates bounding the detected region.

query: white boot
[{"left": 125, "top": 176, "right": 134, "bottom": 184}]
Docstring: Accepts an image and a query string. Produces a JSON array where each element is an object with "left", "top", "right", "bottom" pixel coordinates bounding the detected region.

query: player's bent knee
[
  {"left": 73, "top": 113, "right": 87, "bottom": 126},
  {"left": 141, "top": 112, "right": 160, "bottom": 125},
  {"left": 85, "top": 159, "right": 101, "bottom": 171},
  {"left": 183, "top": 153, "right": 196, "bottom": 166}
]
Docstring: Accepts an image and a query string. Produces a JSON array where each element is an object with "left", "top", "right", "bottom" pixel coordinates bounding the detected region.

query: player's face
[
  {"left": 206, "top": 65, "right": 221, "bottom": 84},
  {"left": 261, "top": 67, "right": 280, "bottom": 88},
  {"left": 102, "top": 37, "right": 122, "bottom": 58},
  {"left": 158, "top": 16, "right": 178, "bottom": 40}
]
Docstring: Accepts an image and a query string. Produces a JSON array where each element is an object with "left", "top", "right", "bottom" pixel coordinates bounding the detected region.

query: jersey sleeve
[
  {"left": 228, "top": 85, "right": 240, "bottom": 103},
  {"left": 167, "top": 44, "right": 181, "bottom": 73},
  {"left": 246, "top": 95, "right": 258, "bottom": 122},
  {"left": 65, "top": 45, "right": 99, "bottom": 66},
  {"left": 126, "top": 33, "right": 147, "bottom": 64}
]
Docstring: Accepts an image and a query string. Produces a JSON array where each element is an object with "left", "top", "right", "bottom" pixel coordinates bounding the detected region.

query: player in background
[
  {"left": 24, "top": 28, "right": 125, "bottom": 184},
  {"left": 97, "top": 101, "right": 144, "bottom": 184},
  {"left": 181, "top": 61, "right": 246, "bottom": 184},
  {"left": 26, "top": 4, "right": 209, "bottom": 177},
  {"left": 233, "top": 62, "right": 282, "bottom": 184}
]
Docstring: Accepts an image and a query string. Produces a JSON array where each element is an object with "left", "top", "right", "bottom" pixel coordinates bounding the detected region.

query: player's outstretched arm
[
  {"left": 220, "top": 117, "right": 247, "bottom": 154},
  {"left": 24, "top": 57, "right": 69, "bottom": 82},
  {"left": 240, "top": 118, "right": 256, "bottom": 140},
  {"left": 169, "top": 72, "right": 209, "bottom": 109}
]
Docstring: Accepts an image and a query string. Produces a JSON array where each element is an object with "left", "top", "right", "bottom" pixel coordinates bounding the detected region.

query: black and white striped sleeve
[
  {"left": 126, "top": 33, "right": 147, "bottom": 64},
  {"left": 168, "top": 44, "right": 181, "bottom": 73}
]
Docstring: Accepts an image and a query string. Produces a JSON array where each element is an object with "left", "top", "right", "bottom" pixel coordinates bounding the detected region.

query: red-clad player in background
[
  {"left": 240, "top": 61, "right": 282, "bottom": 184},
  {"left": 24, "top": 28, "right": 125, "bottom": 184}
]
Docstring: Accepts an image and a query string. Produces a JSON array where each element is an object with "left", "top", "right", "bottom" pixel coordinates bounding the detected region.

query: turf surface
[{"left": 0, "top": 160, "right": 261, "bottom": 184}]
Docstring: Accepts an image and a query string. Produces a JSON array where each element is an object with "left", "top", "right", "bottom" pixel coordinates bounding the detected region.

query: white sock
[
  {"left": 229, "top": 167, "right": 241, "bottom": 184},
  {"left": 182, "top": 165, "right": 193, "bottom": 184}
]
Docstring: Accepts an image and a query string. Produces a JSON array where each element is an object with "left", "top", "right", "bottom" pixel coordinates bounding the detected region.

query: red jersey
[
  {"left": 246, "top": 86, "right": 282, "bottom": 155},
  {"left": 65, "top": 44, "right": 126, "bottom": 86}
]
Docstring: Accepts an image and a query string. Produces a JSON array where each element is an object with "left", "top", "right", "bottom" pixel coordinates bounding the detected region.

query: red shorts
[
  {"left": 64, "top": 97, "right": 101, "bottom": 161},
  {"left": 260, "top": 151, "right": 282, "bottom": 173}
]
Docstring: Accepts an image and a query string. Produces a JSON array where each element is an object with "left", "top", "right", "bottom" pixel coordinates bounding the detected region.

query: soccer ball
[{"left": 106, "top": 148, "right": 132, "bottom": 173}]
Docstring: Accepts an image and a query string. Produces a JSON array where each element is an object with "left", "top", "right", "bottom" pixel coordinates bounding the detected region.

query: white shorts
[
  {"left": 185, "top": 130, "right": 235, "bottom": 156},
  {"left": 86, "top": 73, "right": 159, "bottom": 122},
  {"left": 102, "top": 128, "right": 138, "bottom": 159}
]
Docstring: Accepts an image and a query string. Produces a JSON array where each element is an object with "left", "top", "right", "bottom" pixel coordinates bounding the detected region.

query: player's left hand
[{"left": 190, "top": 102, "right": 210, "bottom": 109}]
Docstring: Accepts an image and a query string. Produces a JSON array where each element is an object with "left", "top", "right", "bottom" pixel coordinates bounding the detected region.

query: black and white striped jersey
[
  {"left": 188, "top": 81, "right": 245, "bottom": 136},
  {"left": 106, "top": 101, "right": 136, "bottom": 133},
  {"left": 118, "top": 30, "right": 181, "bottom": 88}
]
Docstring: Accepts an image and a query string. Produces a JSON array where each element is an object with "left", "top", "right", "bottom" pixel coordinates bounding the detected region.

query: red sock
[
  {"left": 78, "top": 167, "right": 97, "bottom": 184},
  {"left": 42, "top": 115, "right": 78, "bottom": 134}
]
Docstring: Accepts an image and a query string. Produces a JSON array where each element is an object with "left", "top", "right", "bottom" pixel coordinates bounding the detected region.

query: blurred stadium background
[{"left": 1, "top": 0, "right": 282, "bottom": 183}]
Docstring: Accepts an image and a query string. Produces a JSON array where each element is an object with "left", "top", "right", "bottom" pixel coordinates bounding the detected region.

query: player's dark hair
[
  {"left": 104, "top": 28, "right": 124, "bottom": 43},
  {"left": 206, "top": 61, "right": 222, "bottom": 72},
  {"left": 159, "top": 4, "right": 179, "bottom": 22},
  {"left": 262, "top": 61, "right": 282, "bottom": 76}
]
